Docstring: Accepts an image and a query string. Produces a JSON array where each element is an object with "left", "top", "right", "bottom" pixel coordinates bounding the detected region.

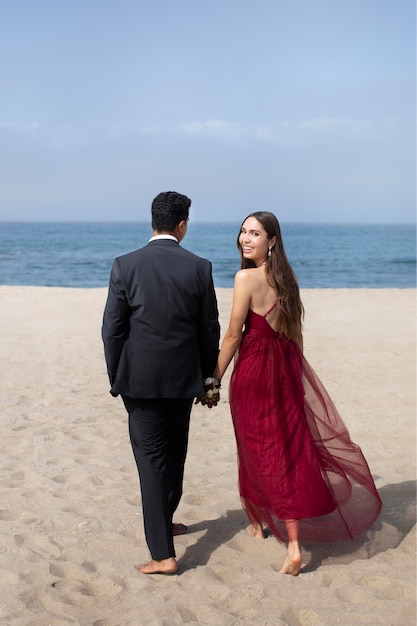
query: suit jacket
[{"left": 102, "top": 238, "right": 220, "bottom": 398}]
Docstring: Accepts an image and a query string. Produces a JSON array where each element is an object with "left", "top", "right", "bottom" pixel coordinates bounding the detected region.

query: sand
[{"left": 0, "top": 286, "right": 415, "bottom": 626}]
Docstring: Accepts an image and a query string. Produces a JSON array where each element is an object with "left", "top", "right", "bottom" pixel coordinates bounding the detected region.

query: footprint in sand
[
  {"left": 0, "top": 510, "right": 21, "bottom": 521},
  {"left": 14, "top": 532, "right": 61, "bottom": 559},
  {"left": 51, "top": 474, "right": 68, "bottom": 484},
  {"left": 49, "top": 561, "right": 126, "bottom": 607}
]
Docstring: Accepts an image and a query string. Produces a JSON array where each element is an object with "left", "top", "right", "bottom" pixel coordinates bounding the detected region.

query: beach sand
[{"left": 0, "top": 286, "right": 415, "bottom": 626}]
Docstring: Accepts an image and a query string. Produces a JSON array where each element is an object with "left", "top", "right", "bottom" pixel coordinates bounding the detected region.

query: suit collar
[
  {"left": 147, "top": 238, "right": 179, "bottom": 247},
  {"left": 148, "top": 234, "right": 178, "bottom": 243}
]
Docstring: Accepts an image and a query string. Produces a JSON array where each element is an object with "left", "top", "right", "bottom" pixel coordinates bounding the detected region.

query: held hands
[
  {"left": 195, "top": 377, "right": 221, "bottom": 409},
  {"left": 195, "top": 392, "right": 219, "bottom": 408}
]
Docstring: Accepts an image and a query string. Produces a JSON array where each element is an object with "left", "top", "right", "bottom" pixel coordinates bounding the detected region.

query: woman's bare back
[{"left": 246, "top": 266, "right": 285, "bottom": 333}]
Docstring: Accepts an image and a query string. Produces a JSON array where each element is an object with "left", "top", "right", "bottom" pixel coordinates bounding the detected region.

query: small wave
[
  {"left": 391, "top": 257, "right": 416, "bottom": 265},
  {"left": 0, "top": 250, "right": 20, "bottom": 258}
]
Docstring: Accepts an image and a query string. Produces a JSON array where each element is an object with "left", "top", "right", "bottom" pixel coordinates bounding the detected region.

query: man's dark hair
[{"left": 151, "top": 191, "right": 191, "bottom": 232}]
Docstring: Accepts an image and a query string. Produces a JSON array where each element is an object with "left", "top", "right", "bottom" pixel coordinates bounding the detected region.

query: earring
[{"left": 268, "top": 247, "right": 272, "bottom": 257}]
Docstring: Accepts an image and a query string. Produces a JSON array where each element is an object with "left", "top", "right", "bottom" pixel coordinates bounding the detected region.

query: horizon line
[{"left": 1, "top": 219, "right": 416, "bottom": 226}]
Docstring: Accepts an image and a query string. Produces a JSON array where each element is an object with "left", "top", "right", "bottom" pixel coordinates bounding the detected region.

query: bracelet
[
  {"left": 203, "top": 377, "right": 221, "bottom": 389},
  {"left": 203, "top": 377, "right": 221, "bottom": 398}
]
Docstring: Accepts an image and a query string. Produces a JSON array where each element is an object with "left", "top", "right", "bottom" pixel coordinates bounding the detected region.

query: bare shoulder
[
  {"left": 235, "top": 266, "right": 268, "bottom": 290},
  {"left": 235, "top": 267, "right": 258, "bottom": 284},
  {"left": 232, "top": 269, "right": 255, "bottom": 307}
]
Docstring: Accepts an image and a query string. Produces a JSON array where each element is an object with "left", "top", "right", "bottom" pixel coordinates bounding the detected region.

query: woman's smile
[{"left": 239, "top": 216, "right": 270, "bottom": 265}]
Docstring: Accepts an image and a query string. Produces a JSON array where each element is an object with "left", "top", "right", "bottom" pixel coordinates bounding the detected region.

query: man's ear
[{"left": 176, "top": 219, "right": 188, "bottom": 241}]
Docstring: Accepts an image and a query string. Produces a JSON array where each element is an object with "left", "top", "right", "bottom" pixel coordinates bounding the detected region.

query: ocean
[{"left": 0, "top": 222, "right": 415, "bottom": 289}]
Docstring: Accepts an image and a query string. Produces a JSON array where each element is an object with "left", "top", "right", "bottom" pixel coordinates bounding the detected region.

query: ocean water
[{"left": 0, "top": 222, "right": 415, "bottom": 289}]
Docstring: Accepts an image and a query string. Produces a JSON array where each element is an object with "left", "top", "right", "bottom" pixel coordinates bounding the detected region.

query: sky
[{"left": 0, "top": 0, "right": 415, "bottom": 223}]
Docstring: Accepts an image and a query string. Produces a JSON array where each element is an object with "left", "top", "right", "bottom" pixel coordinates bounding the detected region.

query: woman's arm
[{"left": 213, "top": 271, "right": 252, "bottom": 381}]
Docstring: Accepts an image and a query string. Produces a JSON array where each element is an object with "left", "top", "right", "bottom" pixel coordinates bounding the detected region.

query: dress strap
[{"left": 264, "top": 301, "right": 278, "bottom": 318}]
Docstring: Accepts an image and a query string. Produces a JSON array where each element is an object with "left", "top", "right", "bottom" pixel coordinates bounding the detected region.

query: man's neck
[{"left": 152, "top": 230, "right": 176, "bottom": 238}]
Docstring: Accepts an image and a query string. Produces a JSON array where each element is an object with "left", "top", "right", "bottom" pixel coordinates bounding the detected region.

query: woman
[{"left": 210, "top": 212, "right": 382, "bottom": 576}]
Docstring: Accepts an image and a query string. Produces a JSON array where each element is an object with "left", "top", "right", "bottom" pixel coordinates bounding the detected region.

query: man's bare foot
[
  {"left": 136, "top": 558, "right": 178, "bottom": 575},
  {"left": 279, "top": 541, "right": 302, "bottom": 576},
  {"left": 246, "top": 523, "right": 265, "bottom": 539},
  {"left": 172, "top": 522, "right": 187, "bottom": 536}
]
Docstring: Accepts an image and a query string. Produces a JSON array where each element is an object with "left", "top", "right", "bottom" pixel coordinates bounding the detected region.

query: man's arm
[
  {"left": 197, "top": 267, "right": 220, "bottom": 379},
  {"left": 101, "top": 259, "right": 131, "bottom": 389}
]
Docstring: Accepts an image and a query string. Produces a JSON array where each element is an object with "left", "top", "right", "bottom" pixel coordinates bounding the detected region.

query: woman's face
[{"left": 239, "top": 216, "right": 272, "bottom": 266}]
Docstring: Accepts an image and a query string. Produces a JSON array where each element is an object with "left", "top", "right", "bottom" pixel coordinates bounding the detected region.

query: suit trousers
[{"left": 122, "top": 396, "right": 193, "bottom": 560}]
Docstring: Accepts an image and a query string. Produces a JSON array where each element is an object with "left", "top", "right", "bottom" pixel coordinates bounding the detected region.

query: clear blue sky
[{"left": 0, "top": 0, "right": 415, "bottom": 223}]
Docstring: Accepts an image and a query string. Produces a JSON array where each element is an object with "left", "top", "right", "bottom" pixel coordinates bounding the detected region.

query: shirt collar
[{"left": 148, "top": 234, "right": 178, "bottom": 243}]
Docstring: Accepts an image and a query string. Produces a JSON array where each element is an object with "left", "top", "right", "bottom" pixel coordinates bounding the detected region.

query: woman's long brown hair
[{"left": 237, "top": 211, "right": 304, "bottom": 340}]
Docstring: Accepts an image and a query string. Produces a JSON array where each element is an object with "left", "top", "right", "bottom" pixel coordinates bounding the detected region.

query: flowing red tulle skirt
[{"left": 229, "top": 310, "right": 382, "bottom": 543}]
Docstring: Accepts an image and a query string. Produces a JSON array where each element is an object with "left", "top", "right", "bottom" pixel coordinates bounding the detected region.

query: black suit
[{"left": 102, "top": 237, "right": 219, "bottom": 560}]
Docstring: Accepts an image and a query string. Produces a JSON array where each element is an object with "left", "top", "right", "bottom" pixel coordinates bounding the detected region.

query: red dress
[{"left": 229, "top": 305, "right": 382, "bottom": 543}]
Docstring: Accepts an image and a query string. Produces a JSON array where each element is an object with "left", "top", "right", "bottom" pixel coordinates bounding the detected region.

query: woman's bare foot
[
  {"left": 136, "top": 557, "right": 178, "bottom": 575},
  {"left": 246, "top": 523, "right": 265, "bottom": 539},
  {"left": 279, "top": 541, "right": 302, "bottom": 576}
]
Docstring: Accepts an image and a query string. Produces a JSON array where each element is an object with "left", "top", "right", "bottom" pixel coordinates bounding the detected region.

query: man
[{"left": 102, "top": 191, "right": 220, "bottom": 575}]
